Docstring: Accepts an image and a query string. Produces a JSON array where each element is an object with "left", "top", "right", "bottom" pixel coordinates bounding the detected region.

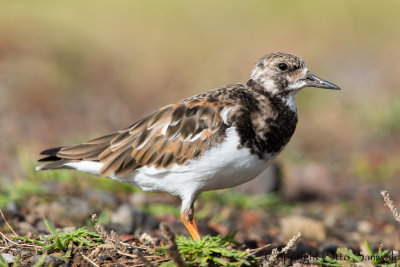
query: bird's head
[{"left": 249, "top": 52, "right": 340, "bottom": 96}]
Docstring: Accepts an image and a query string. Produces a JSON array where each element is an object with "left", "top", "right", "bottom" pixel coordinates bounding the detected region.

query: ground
[{"left": 1, "top": 156, "right": 400, "bottom": 266}]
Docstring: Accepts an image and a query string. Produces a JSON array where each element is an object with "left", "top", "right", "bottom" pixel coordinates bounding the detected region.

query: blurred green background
[{"left": 1, "top": 1, "right": 400, "bottom": 199}]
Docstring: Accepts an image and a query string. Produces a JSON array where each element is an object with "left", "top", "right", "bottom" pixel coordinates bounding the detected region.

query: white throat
[{"left": 280, "top": 93, "right": 297, "bottom": 112}]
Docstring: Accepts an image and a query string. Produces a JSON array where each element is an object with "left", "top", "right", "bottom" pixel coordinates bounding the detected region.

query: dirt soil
[{"left": 1, "top": 170, "right": 400, "bottom": 266}]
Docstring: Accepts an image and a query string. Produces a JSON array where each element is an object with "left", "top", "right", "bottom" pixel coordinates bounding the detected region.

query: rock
[
  {"left": 106, "top": 204, "right": 159, "bottom": 234},
  {"left": 16, "top": 222, "right": 36, "bottom": 235},
  {"left": 321, "top": 243, "right": 339, "bottom": 258},
  {"left": 26, "top": 203, "right": 49, "bottom": 225},
  {"left": 348, "top": 231, "right": 362, "bottom": 243},
  {"left": 357, "top": 220, "right": 373, "bottom": 234},
  {"left": 32, "top": 254, "right": 65, "bottom": 266},
  {"left": 1, "top": 254, "right": 15, "bottom": 263},
  {"left": 129, "top": 192, "right": 178, "bottom": 206},
  {"left": 20, "top": 250, "right": 34, "bottom": 259},
  {"left": 244, "top": 240, "right": 258, "bottom": 249},
  {"left": 236, "top": 162, "right": 281, "bottom": 195},
  {"left": 294, "top": 241, "right": 318, "bottom": 258},
  {"left": 280, "top": 215, "right": 326, "bottom": 242},
  {"left": 84, "top": 190, "right": 118, "bottom": 209},
  {"left": 283, "top": 163, "right": 341, "bottom": 201},
  {"left": 383, "top": 223, "right": 396, "bottom": 235},
  {"left": 48, "top": 198, "right": 94, "bottom": 227},
  {"left": 323, "top": 207, "right": 341, "bottom": 228},
  {"left": 6, "top": 202, "right": 24, "bottom": 220},
  {"left": 36, "top": 220, "right": 52, "bottom": 234},
  {"left": 98, "top": 254, "right": 113, "bottom": 261}
]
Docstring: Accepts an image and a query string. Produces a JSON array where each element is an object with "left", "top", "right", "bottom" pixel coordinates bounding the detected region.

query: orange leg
[{"left": 180, "top": 205, "right": 200, "bottom": 240}]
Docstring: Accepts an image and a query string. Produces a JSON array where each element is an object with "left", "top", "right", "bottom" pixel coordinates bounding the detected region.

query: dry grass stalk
[
  {"left": 359, "top": 242, "right": 374, "bottom": 267},
  {"left": 381, "top": 190, "right": 400, "bottom": 224},
  {"left": 81, "top": 253, "right": 100, "bottom": 267},
  {"left": 89, "top": 213, "right": 124, "bottom": 259},
  {"left": 247, "top": 243, "right": 271, "bottom": 256},
  {"left": 91, "top": 214, "right": 107, "bottom": 240},
  {"left": 90, "top": 213, "right": 162, "bottom": 266},
  {"left": 132, "top": 249, "right": 155, "bottom": 267},
  {"left": 0, "top": 209, "right": 18, "bottom": 236},
  {"left": 0, "top": 210, "right": 42, "bottom": 249},
  {"left": 263, "top": 232, "right": 301, "bottom": 267},
  {"left": 160, "top": 223, "right": 188, "bottom": 267}
]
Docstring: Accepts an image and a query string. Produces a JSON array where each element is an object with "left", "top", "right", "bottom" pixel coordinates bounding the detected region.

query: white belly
[
  {"left": 65, "top": 128, "right": 276, "bottom": 200},
  {"left": 123, "top": 127, "right": 274, "bottom": 199}
]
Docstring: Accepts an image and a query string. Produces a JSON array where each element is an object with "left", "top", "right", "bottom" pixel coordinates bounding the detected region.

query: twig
[
  {"left": 117, "top": 250, "right": 137, "bottom": 259},
  {"left": 133, "top": 248, "right": 155, "bottom": 267},
  {"left": 0, "top": 209, "right": 18, "bottom": 236},
  {"left": 121, "top": 236, "right": 136, "bottom": 243},
  {"left": 263, "top": 232, "right": 301, "bottom": 267},
  {"left": 1, "top": 232, "right": 9, "bottom": 247},
  {"left": 130, "top": 257, "right": 172, "bottom": 267},
  {"left": 247, "top": 243, "right": 271, "bottom": 256},
  {"left": 81, "top": 253, "right": 100, "bottom": 267},
  {"left": 0, "top": 231, "right": 42, "bottom": 249},
  {"left": 118, "top": 249, "right": 155, "bottom": 267},
  {"left": 160, "top": 223, "right": 187, "bottom": 267},
  {"left": 381, "top": 190, "right": 400, "bottom": 224}
]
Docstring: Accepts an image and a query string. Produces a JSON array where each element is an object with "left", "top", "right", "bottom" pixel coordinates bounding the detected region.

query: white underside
[{"left": 55, "top": 127, "right": 277, "bottom": 211}]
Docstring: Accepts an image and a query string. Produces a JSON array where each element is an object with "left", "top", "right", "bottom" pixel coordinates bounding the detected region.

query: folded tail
[
  {"left": 36, "top": 146, "right": 75, "bottom": 171},
  {"left": 35, "top": 132, "right": 119, "bottom": 174}
]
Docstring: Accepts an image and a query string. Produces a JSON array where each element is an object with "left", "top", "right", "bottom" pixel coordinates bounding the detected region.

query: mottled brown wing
[{"left": 55, "top": 98, "right": 228, "bottom": 177}]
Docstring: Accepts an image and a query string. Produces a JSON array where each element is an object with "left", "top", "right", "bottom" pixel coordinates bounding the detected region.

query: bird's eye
[{"left": 277, "top": 63, "right": 288, "bottom": 71}]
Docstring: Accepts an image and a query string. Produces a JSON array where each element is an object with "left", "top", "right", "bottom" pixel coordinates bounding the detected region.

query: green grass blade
[
  {"left": 13, "top": 254, "right": 21, "bottom": 267},
  {"left": 364, "top": 241, "right": 373, "bottom": 256},
  {"left": 65, "top": 242, "right": 73, "bottom": 258},
  {"left": 44, "top": 220, "right": 57, "bottom": 236}
]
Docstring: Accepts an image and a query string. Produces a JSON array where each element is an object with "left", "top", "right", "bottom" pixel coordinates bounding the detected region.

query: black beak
[{"left": 305, "top": 72, "right": 341, "bottom": 90}]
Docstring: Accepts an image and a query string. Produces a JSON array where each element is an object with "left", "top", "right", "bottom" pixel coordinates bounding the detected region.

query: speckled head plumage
[{"left": 250, "top": 52, "right": 340, "bottom": 96}]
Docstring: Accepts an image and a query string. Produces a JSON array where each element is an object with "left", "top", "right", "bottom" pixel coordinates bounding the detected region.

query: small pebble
[
  {"left": 321, "top": 243, "right": 338, "bottom": 257},
  {"left": 98, "top": 254, "right": 113, "bottom": 261},
  {"left": 1, "top": 254, "right": 15, "bottom": 263},
  {"left": 357, "top": 220, "right": 372, "bottom": 234},
  {"left": 32, "top": 254, "right": 65, "bottom": 266},
  {"left": 244, "top": 240, "right": 258, "bottom": 249}
]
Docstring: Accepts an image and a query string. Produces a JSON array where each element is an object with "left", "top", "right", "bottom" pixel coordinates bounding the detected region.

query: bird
[{"left": 36, "top": 52, "right": 340, "bottom": 240}]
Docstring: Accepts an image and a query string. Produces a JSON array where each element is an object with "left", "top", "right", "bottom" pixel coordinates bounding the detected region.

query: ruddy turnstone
[{"left": 37, "top": 52, "right": 340, "bottom": 240}]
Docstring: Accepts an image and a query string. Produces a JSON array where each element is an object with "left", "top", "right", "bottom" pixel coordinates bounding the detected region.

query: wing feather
[{"left": 44, "top": 96, "right": 230, "bottom": 177}]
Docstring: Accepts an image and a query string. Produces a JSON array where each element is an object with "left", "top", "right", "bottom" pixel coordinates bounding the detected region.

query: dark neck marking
[
  {"left": 262, "top": 91, "right": 298, "bottom": 155},
  {"left": 233, "top": 80, "right": 298, "bottom": 158}
]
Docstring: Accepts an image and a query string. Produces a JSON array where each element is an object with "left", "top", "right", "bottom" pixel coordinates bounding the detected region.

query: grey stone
[
  {"left": 281, "top": 215, "right": 326, "bottom": 242},
  {"left": 84, "top": 190, "right": 118, "bottom": 209},
  {"left": 32, "top": 254, "right": 65, "bottom": 266},
  {"left": 107, "top": 204, "right": 159, "bottom": 234},
  {"left": 283, "top": 163, "right": 341, "bottom": 201},
  {"left": 236, "top": 162, "right": 281, "bottom": 195},
  {"left": 6, "top": 202, "right": 24, "bottom": 220},
  {"left": 98, "top": 254, "right": 113, "bottom": 261},
  {"left": 16, "top": 222, "right": 36, "bottom": 235},
  {"left": 48, "top": 198, "right": 94, "bottom": 226},
  {"left": 1, "top": 254, "right": 15, "bottom": 263},
  {"left": 357, "top": 220, "right": 373, "bottom": 234}
]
